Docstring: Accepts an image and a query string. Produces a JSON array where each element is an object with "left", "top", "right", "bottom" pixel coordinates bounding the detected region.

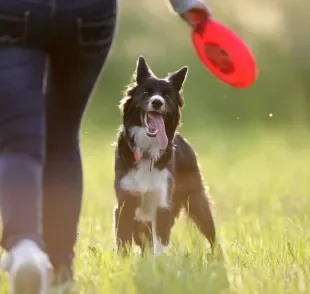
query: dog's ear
[
  {"left": 119, "top": 84, "right": 136, "bottom": 114},
  {"left": 135, "top": 56, "right": 153, "bottom": 85},
  {"left": 119, "top": 96, "right": 131, "bottom": 114},
  {"left": 168, "top": 66, "right": 188, "bottom": 92}
]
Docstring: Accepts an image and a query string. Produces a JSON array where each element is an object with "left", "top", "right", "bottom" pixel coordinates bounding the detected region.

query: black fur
[{"left": 114, "top": 56, "right": 221, "bottom": 257}]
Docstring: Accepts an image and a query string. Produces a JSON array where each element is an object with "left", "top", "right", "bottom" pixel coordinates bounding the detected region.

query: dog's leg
[
  {"left": 150, "top": 175, "right": 173, "bottom": 257},
  {"left": 186, "top": 192, "right": 215, "bottom": 244},
  {"left": 115, "top": 193, "right": 139, "bottom": 256},
  {"left": 133, "top": 220, "right": 153, "bottom": 255},
  {"left": 152, "top": 207, "right": 172, "bottom": 257},
  {"left": 185, "top": 190, "right": 223, "bottom": 259}
]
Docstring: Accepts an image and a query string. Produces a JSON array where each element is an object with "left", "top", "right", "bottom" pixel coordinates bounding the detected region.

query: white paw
[{"left": 153, "top": 240, "right": 168, "bottom": 257}]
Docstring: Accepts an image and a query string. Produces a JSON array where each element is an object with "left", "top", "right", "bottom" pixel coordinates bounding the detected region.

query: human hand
[{"left": 180, "top": 1, "right": 211, "bottom": 29}]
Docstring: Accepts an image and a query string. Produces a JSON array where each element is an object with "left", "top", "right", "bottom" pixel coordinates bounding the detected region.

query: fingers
[{"left": 180, "top": 2, "right": 211, "bottom": 28}]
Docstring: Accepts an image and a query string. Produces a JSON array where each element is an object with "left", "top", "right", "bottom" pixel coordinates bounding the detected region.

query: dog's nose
[{"left": 151, "top": 99, "right": 163, "bottom": 109}]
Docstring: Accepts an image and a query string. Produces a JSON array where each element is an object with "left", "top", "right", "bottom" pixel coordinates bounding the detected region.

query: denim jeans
[{"left": 0, "top": 0, "right": 117, "bottom": 267}]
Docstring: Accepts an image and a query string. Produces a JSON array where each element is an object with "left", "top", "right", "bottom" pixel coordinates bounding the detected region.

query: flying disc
[{"left": 191, "top": 19, "right": 258, "bottom": 88}]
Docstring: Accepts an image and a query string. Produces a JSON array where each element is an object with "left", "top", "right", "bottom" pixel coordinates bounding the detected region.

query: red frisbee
[{"left": 191, "top": 19, "right": 258, "bottom": 89}]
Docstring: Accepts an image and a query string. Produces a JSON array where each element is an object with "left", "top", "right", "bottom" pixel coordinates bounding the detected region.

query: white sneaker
[{"left": 1, "top": 239, "right": 53, "bottom": 294}]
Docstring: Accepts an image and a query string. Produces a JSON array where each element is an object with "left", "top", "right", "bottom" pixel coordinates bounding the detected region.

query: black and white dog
[{"left": 114, "top": 56, "right": 220, "bottom": 257}]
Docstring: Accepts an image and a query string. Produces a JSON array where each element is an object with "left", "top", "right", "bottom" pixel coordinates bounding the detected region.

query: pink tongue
[{"left": 149, "top": 115, "right": 168, "bottom": 150}]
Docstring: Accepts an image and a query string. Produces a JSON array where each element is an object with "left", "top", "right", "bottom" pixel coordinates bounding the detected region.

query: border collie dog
[{"left": 114, "top": 56, "right": 220, "bottom": 257}]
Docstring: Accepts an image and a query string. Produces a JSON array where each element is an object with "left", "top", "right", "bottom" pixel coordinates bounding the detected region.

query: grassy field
[{"left": 1, "top": 127, "right": 310, "bottom": 293}]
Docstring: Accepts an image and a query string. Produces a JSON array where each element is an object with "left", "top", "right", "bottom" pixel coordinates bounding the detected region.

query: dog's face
[{"left": 120, "top": 56, "right": 188, "bottom": 150}]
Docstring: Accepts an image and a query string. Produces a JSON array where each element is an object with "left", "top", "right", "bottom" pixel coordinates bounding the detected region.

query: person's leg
[
  {"left": 0, "top": 47, "right": 52, "bottom": 292},
  {"left": 0, "top": 47, "right": 46, "bottom": 250},
  {"left": 43, "top": 0, "right": 117, "bottom": 280},
  {"left": 0, "top": 1, "right": 58, "bottom": 292}
]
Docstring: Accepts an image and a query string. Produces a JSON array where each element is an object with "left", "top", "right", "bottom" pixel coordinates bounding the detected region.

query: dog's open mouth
[{"left": 141, "top": 111, "right": 168, "bottom": 150}]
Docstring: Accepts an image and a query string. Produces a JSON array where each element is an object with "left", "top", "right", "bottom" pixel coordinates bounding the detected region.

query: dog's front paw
[{"left": 153, "top": 242, "right": 168, "bottom": 257}]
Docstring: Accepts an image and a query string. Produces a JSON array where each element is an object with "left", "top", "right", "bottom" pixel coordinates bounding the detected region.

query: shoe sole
[{"left": 13, "top": 264, "right": 42, "bottom": 294}]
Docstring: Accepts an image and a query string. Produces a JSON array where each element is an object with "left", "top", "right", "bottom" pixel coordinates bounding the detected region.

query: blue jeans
[{"left": 0, "top": 0, "right": 117, "bottom": 267}]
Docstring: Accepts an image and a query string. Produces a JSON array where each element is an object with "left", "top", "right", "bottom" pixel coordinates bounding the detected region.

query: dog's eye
[
  {"left": 142, "top": 90, "right": 150, "bottom": 97},
  {"left": 164, "top": 92, "right": 171, "bottom": 99}
]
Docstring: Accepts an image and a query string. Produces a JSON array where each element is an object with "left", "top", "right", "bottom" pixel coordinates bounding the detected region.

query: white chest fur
[
  {"left": 120, "top": 160, "right": 169, "bottom": 194},
  {"left": 120, "top": 160, "right": 170, "bottom": 222}
]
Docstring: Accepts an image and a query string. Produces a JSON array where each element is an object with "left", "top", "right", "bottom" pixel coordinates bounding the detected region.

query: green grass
[{"left": 1, "top": 127, "right": 310, "bottom": 293}]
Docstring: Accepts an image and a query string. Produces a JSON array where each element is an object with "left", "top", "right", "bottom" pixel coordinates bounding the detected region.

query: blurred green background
[{"left": 85, "top": 0, "right": 310, "bottom": 132}]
